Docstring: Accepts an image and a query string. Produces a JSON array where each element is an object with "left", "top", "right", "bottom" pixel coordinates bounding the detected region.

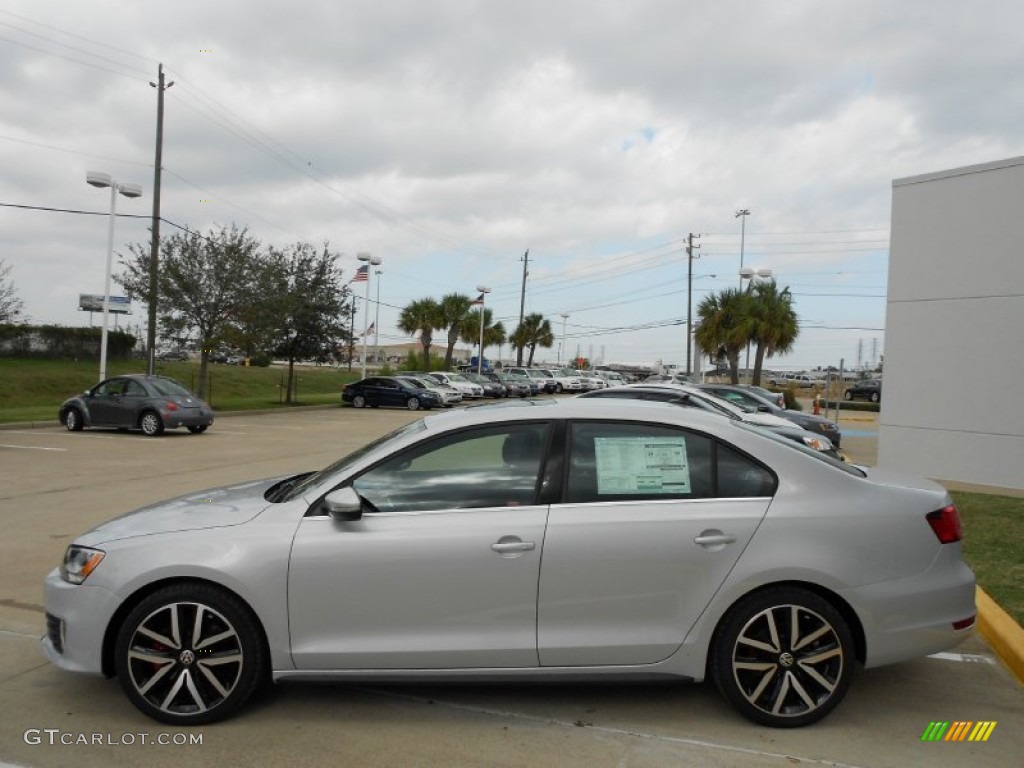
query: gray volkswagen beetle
[{"left": 59, "top": 374, "right": 214, "bottom": 436}]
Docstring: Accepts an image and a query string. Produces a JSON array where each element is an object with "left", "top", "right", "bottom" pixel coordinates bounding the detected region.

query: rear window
[{"left": 735, "top": 422, "right": 866, "bottom": 477}]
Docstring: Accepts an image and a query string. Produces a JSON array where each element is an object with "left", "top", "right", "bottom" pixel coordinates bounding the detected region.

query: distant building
[{"left": 879, "top": 156, "right": 1024, "bottom": 490}]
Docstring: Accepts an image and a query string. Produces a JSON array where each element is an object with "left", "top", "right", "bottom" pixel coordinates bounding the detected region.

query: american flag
[
  {"left": 350, "top": 264, "right": 369, "bottom": 283},
  {"left": 471, "top": 293, "right": 485, "bottom": 305},
  {"left": 362, "top": 322, "right": 376, "bottom": 337}
]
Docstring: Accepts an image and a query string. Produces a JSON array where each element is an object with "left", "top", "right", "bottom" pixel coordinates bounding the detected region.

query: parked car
[
  {"left": 342, "top": 376, "right": 442, "bottom": 410},
  {"left": 42, "top": 398, "right": 976, "bottom": 727},
  {"left": 844, "top": 379, "right": 882, "bottom": 403},
  {"left": 579, "top": 384, "right": 840, "bottom": 458},
  {"left": 155, "top": 349, "right": 189, "bottom": 362},
  {"left": 696, "top": 383, "right": 842, "bottom": 448},
  {"left": 394, "top": 375, "right": 462, "bottom": 407},
  {"left": 574, "top": 370, "right": 607, "bottom": 391},
  {"left": 426, "top": 371, "right": 485, "bottom": 399},
  {"left": 497, "top": 371, "right": 536, "bottom": 397},
  {"left": 464, "top": 372, "right": 507, "bottom": 398},
  {"left": 59, "top": 374, "right": 214, "bottom": 436},
  {"left": 768, "top": 374, "right": 821, "bottom": 389},
  {"left": 546, "top": 367, "right": 584, "bottom": 393},
  {"left": 506, "top": 367, "right": 556, "bottom": 393}
]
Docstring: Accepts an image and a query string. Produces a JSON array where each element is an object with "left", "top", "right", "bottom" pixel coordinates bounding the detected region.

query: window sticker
[{"left": 594, "top": 436, "right": 691, "bottom": 494}]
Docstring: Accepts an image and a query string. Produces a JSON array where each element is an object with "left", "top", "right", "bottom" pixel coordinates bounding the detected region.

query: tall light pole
[
  {"left": 373, "top": 268, "right": 382, "bottom": 368},
  {"left": 735, "top": 208, "right": 750, "bottom": 288},
  {"left": 559, "top": 313, "right": 569, "bottom": 365},
  {"left": 87, "top": 171, "right": 142, "bottom": 383},
  {"left": 476, "top": 285, "right": 491, "bottom": 374},
  {"left": 147, "top": 64, "right": 173, "bottom": 375},
  {"left": 357, "top": 252, "right": 381, "bottom": 378}
]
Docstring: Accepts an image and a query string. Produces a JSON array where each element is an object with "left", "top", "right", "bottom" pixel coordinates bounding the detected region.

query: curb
[{"left": 976, "top": 587, "right": 1024, "bottom": 684}]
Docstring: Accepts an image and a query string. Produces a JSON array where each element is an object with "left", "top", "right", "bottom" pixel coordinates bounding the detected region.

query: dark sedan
[
  {"left": 342, "top": 376, "right": 442, "bottom": 410},
  {"left": 464, "top": 372, "right": 507, "bottom": 398},
  {"left": 696, "top": 383, "right": 842, "bottom": 448},
  {"left": 59, "top": 374, "right": 214, "bottom": 436},
  {"left": 844, "top": 379, "right": 882, "bottom": 403},
  {"left": 494, "top": 371, "right": 533, "bottom": 397}
]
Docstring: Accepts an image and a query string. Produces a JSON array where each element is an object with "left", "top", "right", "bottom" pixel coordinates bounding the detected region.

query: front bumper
[{"left": 41, "top": 567, "right": 120, "bottom": 676}]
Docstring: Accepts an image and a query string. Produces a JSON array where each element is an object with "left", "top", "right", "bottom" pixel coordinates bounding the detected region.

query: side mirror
[{"left": 324, "top": 487, "right": 363, "bottom": 522}]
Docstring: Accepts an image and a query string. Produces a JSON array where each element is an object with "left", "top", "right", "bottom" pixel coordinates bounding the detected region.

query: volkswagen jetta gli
[{"left": 42, "top": 399, "right": 975, "bottom": 727}]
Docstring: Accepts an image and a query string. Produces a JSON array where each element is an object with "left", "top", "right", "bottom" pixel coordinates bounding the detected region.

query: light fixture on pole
[
  {"left": 87, "top": 171, "right": 142, "bottom": 383},
  {"left": 357, "top": 252, "right": 381, "bottom": 378},
  {"left": 735, "top": 208, "right": 750, "bottom": 288},
  {"left": 559, "top": 313, "right": 569, "bottom": 365},
  {"left": 475, "top": 285, "right": 491, "bottom": 374}
]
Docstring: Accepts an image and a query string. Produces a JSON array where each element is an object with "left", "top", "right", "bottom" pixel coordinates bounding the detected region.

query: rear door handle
[
  {"left": 694, "top": 532, "right": 737, "bottom": 547},
  {"left": 491, "top": 536, "right": 536, "bottom": 556}
]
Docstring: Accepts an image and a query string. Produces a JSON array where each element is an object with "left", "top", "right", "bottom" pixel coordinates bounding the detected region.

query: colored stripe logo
[{"left": 921, "top": 721, "right": 997, "bottom": 742}]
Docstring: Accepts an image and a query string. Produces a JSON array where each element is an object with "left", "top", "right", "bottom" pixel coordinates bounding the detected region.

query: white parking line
[
  {"left": 928, "top": 651, "right": 996, "bottom": 664},
  {"left": 3, "top": 431, "right": 166, "bottom": 443},
  {"left": 0, "top": 444, "right": 66, "bottom": 452}
]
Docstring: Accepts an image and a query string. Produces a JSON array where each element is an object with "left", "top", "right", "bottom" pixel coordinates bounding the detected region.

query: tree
[
  {"left": 255, "top": 242, "right": 350, "bottom": 404},
  {"left": 459, "top": 307, "right": 506, "bottom": 363},
  {"left": 438, "top": 293, "right": 474, "bottom": 370},
  {"left": 511, "top": 313, "right": 554, "bottom": 367},
  {"left": 695, "top": 288, "right": 752, "bottom": 384},
  {"left": 0, "top": 258, "right": 24, "bottom": 323},
  {"left": 398, "top": 298, "right": 443, "bottom": 372},
  {"left": 747, "top": 280, "right": 799, "bottom": 386},
  {"left": 117, "top": 224, "right": 261, "bottom": 398}
]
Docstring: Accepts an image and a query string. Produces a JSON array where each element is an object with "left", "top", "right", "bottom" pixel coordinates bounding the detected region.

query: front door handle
[
  {"left": 694, "top": 531, "right": 737, "bottom": 548},
  {"left": 491, "top": 536, "right": 536, "bottom": 555}
]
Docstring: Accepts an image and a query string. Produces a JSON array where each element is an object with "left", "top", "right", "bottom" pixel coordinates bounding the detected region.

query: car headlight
[
  {"left": 801, "top": 435, "right": 834, "bottom": 452},
  {"left": 60, "top": 546, "right": 105, "bottom": 584}
]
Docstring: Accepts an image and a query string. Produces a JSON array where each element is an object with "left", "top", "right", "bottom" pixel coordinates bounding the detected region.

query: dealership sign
[{"left": 79, "top": 294, "right": 131, "bottom": 314}]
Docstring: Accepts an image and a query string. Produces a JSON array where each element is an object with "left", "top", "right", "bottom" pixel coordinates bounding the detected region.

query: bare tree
[{"left": 0, "top": 258, "right": 24, "bottom": 323}]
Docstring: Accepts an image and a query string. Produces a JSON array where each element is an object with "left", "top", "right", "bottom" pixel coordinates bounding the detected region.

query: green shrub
[{"left": 782, "top": 386, "right": 802, "bottom": 411}]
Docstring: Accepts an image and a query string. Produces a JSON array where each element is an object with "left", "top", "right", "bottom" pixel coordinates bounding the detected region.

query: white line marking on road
[
  {"left": 928, "top": 651, "right": 996, "bottom": 664},
  {"left": 0, "top": 629, "right": 41, "bottom": 639},
  {"left": 2, "top": 431, "right": 164, "bottom": 443},
  {"left": 0, "top": 444, "right": 66, "bottom": 452}
]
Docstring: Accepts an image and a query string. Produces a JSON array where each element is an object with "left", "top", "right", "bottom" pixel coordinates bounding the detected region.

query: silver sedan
[{"left": 41, "top": 399, "right": 976, "bottom": 727}]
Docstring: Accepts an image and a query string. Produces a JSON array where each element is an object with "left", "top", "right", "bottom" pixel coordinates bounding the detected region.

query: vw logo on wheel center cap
[
  {"left": 778, "top": 652, "right": 795, "bottom": 668},
  {"left": 178, "top": 649, "right": 196, "bottom": 666}
]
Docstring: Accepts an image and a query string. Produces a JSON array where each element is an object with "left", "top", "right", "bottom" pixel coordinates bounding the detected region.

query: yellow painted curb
[{"left": 976, "top": 586, "right": 1024, "bottom": 684}]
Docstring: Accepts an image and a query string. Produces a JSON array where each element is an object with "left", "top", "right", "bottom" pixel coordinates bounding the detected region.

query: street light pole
[
  {"left": 357, "top": 252, "right": 381, "bottom": 379},
  {"left": 559, "top": 313, "right": 569, "bottom": 366},
  {"left": 735, "top": 208, "right": 750, "bottom": 288},
  {"left": 374, "top": 268, "right": 382, "bottom": 368},
  {"left": 476, "top": 285, "right": 491, "bottom": 374},
  {"left": 87, "top": 172, "right": 142, "bottom": 383}
]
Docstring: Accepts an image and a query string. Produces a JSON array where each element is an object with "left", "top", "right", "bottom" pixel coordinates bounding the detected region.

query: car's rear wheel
[
  {"left": 64, "top": 408, "right": 84, "bottom": 432},
  {"left": 114, "top": 583, "right": 266, "bottom": 725},
  {"left": 188, "top": 425, "right": 208, "bottom": 434},
  {"left": 139, "top": 410, "right": 164, "bottom": 436},
  {"left": 843, "top": 390, "right": 853, "bottom": 401},
  {"left": 870, "top": 392, "right": 880, "bottom": 403},
  {"left": 352, "top": 395, "right": 366, "bottom": 409},
  {"left": 406, "top": 397, "right": 421, "bottom": 411},
  {"left": 711, "top": 587, "right": 853, "bottom": 728}
]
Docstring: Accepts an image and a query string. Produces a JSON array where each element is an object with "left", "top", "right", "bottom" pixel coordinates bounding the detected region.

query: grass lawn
[
  {"left": 0, "top": 357, "right": 362, "bottom": 423},
  {"left": 950, "top": 491, "right": 1024, "bottom": 626}
]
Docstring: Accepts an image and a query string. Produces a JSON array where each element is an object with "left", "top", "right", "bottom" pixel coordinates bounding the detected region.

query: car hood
[
  {"left": 75, "top": 477, "right": 279, "bottom": 546},
  {"left": 741, "top": 412, "right": 797, "bottom": 428}
]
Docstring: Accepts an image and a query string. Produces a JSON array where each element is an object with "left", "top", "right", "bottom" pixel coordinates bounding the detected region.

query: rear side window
[{"left": 565, "top": 421, "right": 776, "bottom": 503}]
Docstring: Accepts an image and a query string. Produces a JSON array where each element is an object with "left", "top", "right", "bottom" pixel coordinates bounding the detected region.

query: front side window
[{"left": 352, "top": 422, "right": 552, "bottom": 513}]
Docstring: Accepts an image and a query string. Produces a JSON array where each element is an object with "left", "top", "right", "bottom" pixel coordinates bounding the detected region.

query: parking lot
[{"left": 1, "top": 406, "right": 1020, "bottom": 767}]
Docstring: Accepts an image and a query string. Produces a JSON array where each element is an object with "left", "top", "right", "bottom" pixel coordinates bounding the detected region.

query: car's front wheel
[
  {"left": 352, "top": 395, "right": 366, "bottom": 409},
  {"left": 870, "top": 392, "right": 880, "bottom": 403},
  {"left": 188, "top": 425, "right": 208, "bottom": 434},
  {"left": 406, "top": 397, "right": 421, "bottom": 411},
  {"left": 64, "top": 408, "right": 84, "bottom": 432},
  {"left": 139, "top": 410, "right": 164, "bottom": 436},
  {"left": 114, "top": 583, "right": 267, "bottom": 725},
  {"left": 843, "top": 390, "right": 853, "bottom": 401},
  {"left": 711, "top": 587, "right": 854, "bottom": 727}
]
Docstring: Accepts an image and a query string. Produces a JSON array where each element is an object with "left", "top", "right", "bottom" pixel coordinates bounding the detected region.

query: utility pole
[
  {"left": 516, "top": 248, "right": 529, "bottom": 366},
  {"left": 686, "top": 233, "right": 700, "bottom": 377},
  {"left": 147, "top": 64, "right": 173, "bottom": 374}
]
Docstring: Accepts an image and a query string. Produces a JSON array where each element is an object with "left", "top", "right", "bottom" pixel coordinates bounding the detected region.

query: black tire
[
  {"left": 710, "top": 587, "right": 854, "bottom": 728},
  {"left": 843, "top": 390, "right": 853, "bottom": 401},
  {"left": 352, "top": 395, "right": 366, "bottom": 409},
  {"left": 139, "top": 410, "right": 165, "bottom": 437},
  {"left": 556, "top": 383, "right": 564, "bottom": 394},
  {"left": 114, "top": 582, "right": 267, "bottom": 725},
  {"left": 188, "top": 425, "right": 208, "bottom": 434},
  {"left": 870, "top": 392, "right": 880, "bottom": 403},
  {"left": 406, "top": 397, "right": 421, "bottom": 411},
  {"left": 64, "top": 408, "right": 84, "bottom": 432}
]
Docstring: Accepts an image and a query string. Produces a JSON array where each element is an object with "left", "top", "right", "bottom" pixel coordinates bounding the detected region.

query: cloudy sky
[{"left": 1, "top": 1, "right": 1021, "bottom": 370}]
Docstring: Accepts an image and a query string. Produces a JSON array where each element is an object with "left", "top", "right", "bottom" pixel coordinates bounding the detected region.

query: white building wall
[{"left": 879, "top": 157, "right": 1024, "bottom": 490}]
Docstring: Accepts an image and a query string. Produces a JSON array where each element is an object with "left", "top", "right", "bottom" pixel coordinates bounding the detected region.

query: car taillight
[
  {"left": 165, "top": 401, "right": 179, "bottom": 412},
  {"left": 926, "top": 505, "right": 963, "bottom": 544}
]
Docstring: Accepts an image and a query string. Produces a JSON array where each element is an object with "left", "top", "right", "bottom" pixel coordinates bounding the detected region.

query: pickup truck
[{"left": 768, "top": 374, "right": 821, "bottom": 388}]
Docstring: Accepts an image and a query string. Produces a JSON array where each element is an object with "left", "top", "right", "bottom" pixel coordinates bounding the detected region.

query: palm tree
[
  {"left": 397, "top": 297, "right": 442, "bottom": 372},
  {"left": 694, "top": 288, "right": 752, "bottom": 384},
  {"left": 748, "top": 280, "right": 799, "bottom": 386},
  {"left": 459, "top": 308, "right": 506, "bottom": 365},
  {"left": 438, "top": 293, "right": 475, "bottom": 370},
  {"left": 512, "top": 313, "right": 554, "bottom": 367}
]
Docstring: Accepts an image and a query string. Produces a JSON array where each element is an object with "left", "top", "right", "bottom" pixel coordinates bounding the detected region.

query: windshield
[{"left": 281, "top": 419, "right": 428, "bottom": 501}]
